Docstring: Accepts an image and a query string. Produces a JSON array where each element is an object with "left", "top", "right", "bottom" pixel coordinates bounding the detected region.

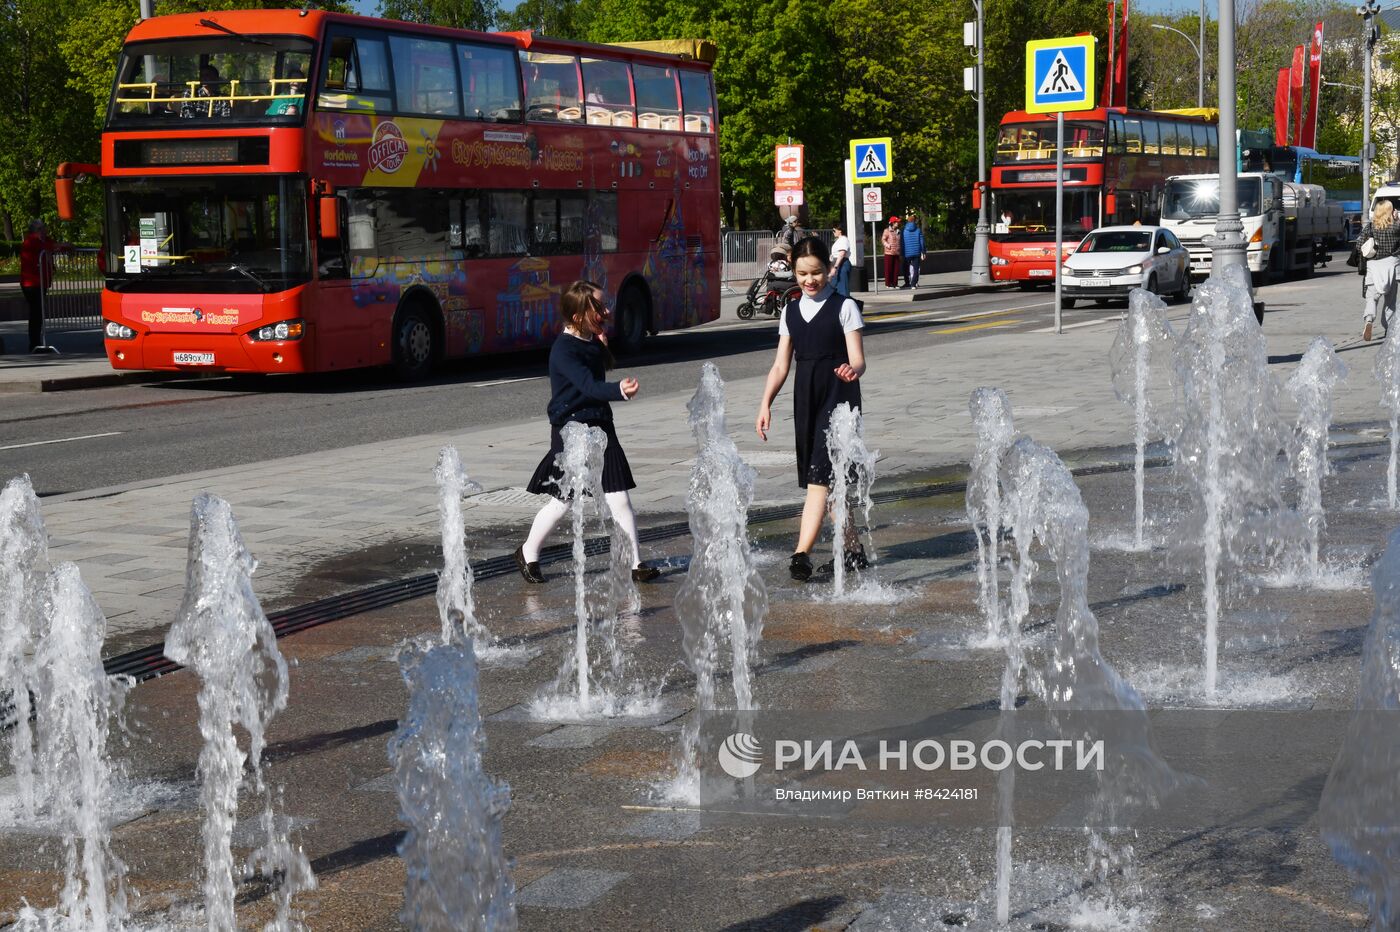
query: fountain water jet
[
  {"left": 1109, "top": 289, "right": 1180, "bottom": 550},
  {"left": 967, "top": 389, "right": 1016, "bottom": 644},
  {"left": 0, "top": 475, "right": 49, "bottom": 818},
  {"left": 16, "top": 564, "right": 131, "bottom": 931},
  {"left": 995, "top": 437, "right": 1178, "bottom": 925},
  {"left": 1286, "top": 337, "right": 1347, "bottom": 580},
  {"left": 825, "top": 402, "right": 877, "bottom": 597},
  {"left": 1319, "top": 526, "right": 1400, "bottom": 927},
  {"left": 1172, "top": 265, "right": 1287, "bottom": 696},
  {"left": 1376, "top": 324, "right": 1400, "bottom": 509},
  {"left": 672, "top": 364, "right": 767, "bottom": 800},
  {"left": 390, "top": 639, "right": 518, "bottom": 931},
  {"left": 164, "top": 493, "right": 313, "bottom": 930},
  {"left": 434, "top": 446, "right": 487, "bottom": 646}
]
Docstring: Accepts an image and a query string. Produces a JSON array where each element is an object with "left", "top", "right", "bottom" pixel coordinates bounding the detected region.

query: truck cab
[{"left": 1159, "top": 172, "right": 1281, "bottom": 278}]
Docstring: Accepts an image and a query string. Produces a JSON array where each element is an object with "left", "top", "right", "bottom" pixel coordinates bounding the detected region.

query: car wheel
[
  {"left": 1061, "top": 296, "right": 1076, "bottom": 309},
  {"left": 1095, "top": 298, "right": 1112, "bottom": 307},
  {"left": 613, "top": 284, "right": 649, "bottom": 355},
  {"left": 392, "top": 304, "right": 437, "bottom": 381},
  {"left": 1174, "top": 270, "right": 1191, "bottom": 304},
  {"left": 1146, "top": 274, "right": 1158, "bottom": 297}
]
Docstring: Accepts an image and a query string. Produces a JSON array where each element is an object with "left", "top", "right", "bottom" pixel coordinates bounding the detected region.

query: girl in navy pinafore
[{"left": 756, "top": 236, "right": 868, "bottom": 581}]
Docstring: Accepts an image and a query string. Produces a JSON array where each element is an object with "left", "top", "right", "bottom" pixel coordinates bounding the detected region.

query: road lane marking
[
  {"left": 0, "top": 431, "right": 123, "bottom": 452},
  {"left": 929, "top": 320, "right": 1022, "bottom": 336},
  {"left": 470, "top": 376, "right": 542, "bottom": 388},
  {"left": 1027, "top": 317, "right": 1121, "bottom": 333}
]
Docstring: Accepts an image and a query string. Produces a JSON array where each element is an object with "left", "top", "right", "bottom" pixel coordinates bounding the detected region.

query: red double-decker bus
[
  {"left": 61, "top": 11, "right": 720, "bottom": 378},
  {"left": 986, "top": 107, "right": 1217, "bottom": 284}
]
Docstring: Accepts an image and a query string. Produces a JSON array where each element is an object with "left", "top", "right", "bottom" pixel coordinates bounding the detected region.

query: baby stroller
[{"left": 738, "top": 243, "right": 801, "bottom": 320}]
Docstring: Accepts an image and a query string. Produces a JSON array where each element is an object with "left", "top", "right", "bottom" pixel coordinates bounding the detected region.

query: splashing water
[
  {"left": 164, "top": 493, "right": 312, "bottom": 930},
  {"left": 825, "top": 403, "right": 878, "bottom": 597},
  {"left": 1286, "top": 337, "right": 1347, "bottom": 580},
  {"left": 967, "top": 389, "right": 1017, "bottom": 645},
  {"left": 1376, "top": 324, "right": 1400, "bottom": 509},
  {"left": 1109, "top": 289, "right": 1180, "bottom": 550},
  {"left": 390, "top": 639, "right": 518, "bottom": 931},
  {"left": 16, "top": 564, "right": 131, "bottom": 931},
  {"left": 1319, "top": 527, "right": 1400, "bottom": 929},
  {"left": 434, "top": 446, "right": 488, "bottom": 646},
  {"left": 1172, "top": 266, "right": 1287, "bottom": 696},
  {"left": 996, "top": 438, "right": 1178, "bottom": 926},
  {"left": 0, "top": 475, "right": 49, "bottom": 818},
  {"left": 672, "top": 364, "right": 767, "bottom": 800}
]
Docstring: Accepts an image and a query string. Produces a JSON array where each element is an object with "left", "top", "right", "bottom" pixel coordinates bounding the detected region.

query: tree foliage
[{"left": 378, "top": 0, "right": 499, "bottom": 32}]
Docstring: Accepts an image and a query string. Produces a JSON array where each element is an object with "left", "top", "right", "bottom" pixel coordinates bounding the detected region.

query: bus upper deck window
[{"left": 522, "top": 51, "right": 582, "bottom": 122}]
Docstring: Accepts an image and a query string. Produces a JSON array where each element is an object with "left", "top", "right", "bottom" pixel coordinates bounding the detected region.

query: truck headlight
[
  {"left": 104, "top": 320, "right": 135, "bottom": 340},
  {"left": 1061, "top": 265, "right": 1074, "bottom": 276},
  {"left": 249, "top": 319, "right": 305, "bottom": 342}
]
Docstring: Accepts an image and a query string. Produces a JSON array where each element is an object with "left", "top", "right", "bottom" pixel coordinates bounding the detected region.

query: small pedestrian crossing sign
[
  {"left": 1025, "top": 36, "right": 1096, "bottom": 113},
  {"left": 849, "top": 137, "right": 893, "bottom": 183}
]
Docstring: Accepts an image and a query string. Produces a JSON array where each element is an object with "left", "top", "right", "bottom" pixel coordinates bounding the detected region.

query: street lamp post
[
  {"left": 1211, "top": 0, "right": 1248, "bottom": 279},
  {"left": 968, "top": 0, "right": 992, "bottom": 286},
  {"left": 1361, "top": 1, "right": 1381, "bottom": 213},
  {"left": 1150, "top": 23, "right": 1204, "bottom": 108}
]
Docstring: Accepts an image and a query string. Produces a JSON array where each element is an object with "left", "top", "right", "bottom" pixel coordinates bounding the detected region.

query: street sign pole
[
  {"left": 1055, "top": 112, "right": 1064, "bottom": 334},
  {"left": 871, "top": 210, "right": 879, "bottom": 293}
]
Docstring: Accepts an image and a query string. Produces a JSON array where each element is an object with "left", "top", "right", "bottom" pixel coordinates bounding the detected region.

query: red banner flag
[
  {"left": 1113, "top": 0, "right": 1130, "bottom": 107},
  {"left": 1301, "top": 22, "right": 1324, "bottom": 149},
  {"left": 1289, "top": 45, "right": 1305, "bottom": 146},
  {"left": 1275, "top": 67, "right": 1291, "bottom": 147}
]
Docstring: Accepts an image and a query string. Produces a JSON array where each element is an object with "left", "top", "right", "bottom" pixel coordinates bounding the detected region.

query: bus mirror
[
  {"left": 319, "top": 196, "right": 340, "bottom": 240},
  {"left": 1105, "top": 193, "right": 1116, "bottom": 216},
  {"left": 55, "top": 177, "right": 78, "bottom": 222},
  {"left": 971, "top": 183, "right": 982, "bottom": 211}
]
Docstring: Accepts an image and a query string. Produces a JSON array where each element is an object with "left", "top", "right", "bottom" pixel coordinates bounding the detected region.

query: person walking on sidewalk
[
  {"left": 829, "top": 223, "right": 852, "bottom": 297},
  {"left": 901, "top": 212, "right": 926, "bottom": 289},
  {"left": 881, "top": 216, "right": 902, "bottom": 288},
  {"left": 515, "top": 281, "right": 661, "bottom": 584},
  {"left": 755, "top": 236, "right": 869, "bottom": 582},
  {"left": 19, "top": 219, "right": 59, "bottom": 353},
  {"left": 1360, "top": 200, "right": 1400, "bottom": 342}
]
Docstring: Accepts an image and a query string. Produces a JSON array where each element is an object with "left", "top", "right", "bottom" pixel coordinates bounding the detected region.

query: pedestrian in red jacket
[{"left": 19, "top": 219, "right": 57, "bottom": 352}]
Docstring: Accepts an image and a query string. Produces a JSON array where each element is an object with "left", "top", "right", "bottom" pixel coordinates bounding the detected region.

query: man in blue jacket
[{"left": 902, "top": 212, "right": 926, "bottom": 288}]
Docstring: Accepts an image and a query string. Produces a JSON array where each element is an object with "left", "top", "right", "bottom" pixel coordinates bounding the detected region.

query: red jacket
[{"left": 19, "top": 233, "right": 56, "bottom": 290}]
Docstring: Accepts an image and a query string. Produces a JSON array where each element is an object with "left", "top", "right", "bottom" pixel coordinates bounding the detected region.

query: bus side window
[
  {"left": 318, "top": 191, "right": 349, "bottom": 279},
  {"left": 1206, "top": 125, "right": 1219, "bottom": 158},
  {"left": 589, "top": 191, "right": 619, "bottom": 252},
  {"left": 488, "top": 191, "right": 528, "bottom": 255},
  {"left": 451, "top": 194, "right": 484, "bottom": 257},
  {"left": 1142, "top": 120, "right": 1160, "bottom": 156},
  {"left": 460, "top": 43, "right": 522, "bottom": 121},
  {"left": 317, "top": 33, "right": 393, "bottom": 112}
]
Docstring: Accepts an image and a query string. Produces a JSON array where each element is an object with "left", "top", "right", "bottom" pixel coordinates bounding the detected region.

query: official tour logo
[
  {"left": 718, "top": 732, "right": 763, "bottom": 779},
  {"left": 369, "top": 120, "right": 408, "bottom": 174}
]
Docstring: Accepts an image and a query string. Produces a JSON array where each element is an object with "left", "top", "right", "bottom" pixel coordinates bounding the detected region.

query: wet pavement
[{"left": 2, "top": 434, "right": 1395, "bottom": 929}]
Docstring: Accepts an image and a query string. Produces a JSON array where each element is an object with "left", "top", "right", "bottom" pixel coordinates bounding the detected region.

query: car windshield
[
  {"left": 1162, "top": 177, "right": 1262, "bottom": 219},
  {"left": 108, "top": 36, "right": 314, "bottom": 128},
  {"left": 106, "top": 175, "right": 309, "bottom": 293},
  {"left": 1078, "top": 231, "right": 1151, "bottom": 253}
]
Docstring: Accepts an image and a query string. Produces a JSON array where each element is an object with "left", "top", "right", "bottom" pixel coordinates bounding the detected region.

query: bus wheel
[
  {"left": 392, "top": 305, "right": 437, "bottom": 381},
  {"left": 614, "top": 285, "right": 649, "bottom": 355}
]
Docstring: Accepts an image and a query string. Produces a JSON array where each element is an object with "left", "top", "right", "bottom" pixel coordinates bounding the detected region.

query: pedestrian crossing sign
[
  {"left": 1025, "top": 36, "right": 1096, "bottom": 114},
  {"left": 849, "top": 137, "right": 893, "bottom": 184}
]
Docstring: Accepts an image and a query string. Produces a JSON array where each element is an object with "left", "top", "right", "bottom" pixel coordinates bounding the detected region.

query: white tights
[{"left": 521, "top": 491, "right": 642, "bottom": 567}]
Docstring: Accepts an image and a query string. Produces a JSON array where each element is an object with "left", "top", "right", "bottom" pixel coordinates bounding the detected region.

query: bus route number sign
[{"left": 1024, "top": 36, "right": 1096, "bottom": 114}]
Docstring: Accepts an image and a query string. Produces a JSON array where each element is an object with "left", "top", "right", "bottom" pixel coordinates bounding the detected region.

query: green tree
[
  {"left": 497, "top": 0, "right": 588, "bottom": 38},
  {"left": 378, "top": 0, "right": 500, "bottom": 31}
]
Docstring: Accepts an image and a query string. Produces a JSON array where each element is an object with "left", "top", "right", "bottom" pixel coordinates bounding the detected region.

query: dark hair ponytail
[{"left": 792, "top": 235, "right": 830, "bottom": 267}]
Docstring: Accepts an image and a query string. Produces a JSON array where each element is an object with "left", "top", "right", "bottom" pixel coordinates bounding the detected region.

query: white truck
[{"left": 1159, "top": 172, "right": 1345, "bottom": 283}]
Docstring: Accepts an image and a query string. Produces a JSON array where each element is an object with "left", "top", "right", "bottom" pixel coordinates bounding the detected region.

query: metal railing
[
  {"left": 721, "top": 228, "right": 835, "bottom": 292},
  {"left": 38, "top": 249, "right": 104, "bottom": 346}
]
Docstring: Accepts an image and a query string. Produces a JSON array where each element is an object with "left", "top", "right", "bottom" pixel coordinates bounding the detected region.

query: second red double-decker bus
[
  {"left": 65, "top": 11, "right": 720, "bottom": 378},
  {"left": 986, "top": 106, "right": 1217, "bottom": 284}
]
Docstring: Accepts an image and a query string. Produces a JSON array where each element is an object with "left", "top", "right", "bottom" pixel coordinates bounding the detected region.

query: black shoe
[
  {"left": 844, "top": 545, "right": 870, "bottom": 571},
  {"left": 631, "top": 564, "right": 661, "bottom": 583},
  {"left": 789, "top": 552, "right": 813, "bottom": 582},
  {"left": 514, "top": 546, "right": 545, "bottom": 584}
]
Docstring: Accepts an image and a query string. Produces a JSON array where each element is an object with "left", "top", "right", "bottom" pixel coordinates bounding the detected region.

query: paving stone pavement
[{"left": 27, "top": 270, "right": 1381, "bottom": 645}]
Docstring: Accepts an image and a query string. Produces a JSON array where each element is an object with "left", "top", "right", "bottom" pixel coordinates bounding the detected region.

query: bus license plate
[
  {"left": 1081, "top": 279, "right": 1111, "bottom": 287},
  {"left": 1028, "top": 268, "right": 1053, "bottom": 277},
  {"left": 174, "top": 351, "right": 215, "bottom": 366}
]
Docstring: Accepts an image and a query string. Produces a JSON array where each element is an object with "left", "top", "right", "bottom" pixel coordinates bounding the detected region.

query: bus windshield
[
  {"left": 994, "top": 122, "right": 1105, "bottom": 163},
  {"left": 109, "top": 37, "right": 315, "bottom": 127},
  {"left": 991, "top": 188, "right": 1100, "bottom": 239},
  {"left": 1162, "top": 177, "right": 1262, "bottom": 219},
  {"left": 106, "top": 176, "right": 309, "bottom": 293}
]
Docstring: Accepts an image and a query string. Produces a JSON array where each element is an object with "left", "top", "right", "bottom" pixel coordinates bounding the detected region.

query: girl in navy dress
[
  {"left": 755, "top": 236, "right": 868, "bottom": 581},
  {"left": 515, "top": 281, "right": 660, "bottom": 584}
]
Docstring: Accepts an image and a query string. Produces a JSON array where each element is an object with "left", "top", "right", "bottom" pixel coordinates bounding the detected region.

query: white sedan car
[{"left": 1059, "top": 225, "right": 1192, "bottom": 309}]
